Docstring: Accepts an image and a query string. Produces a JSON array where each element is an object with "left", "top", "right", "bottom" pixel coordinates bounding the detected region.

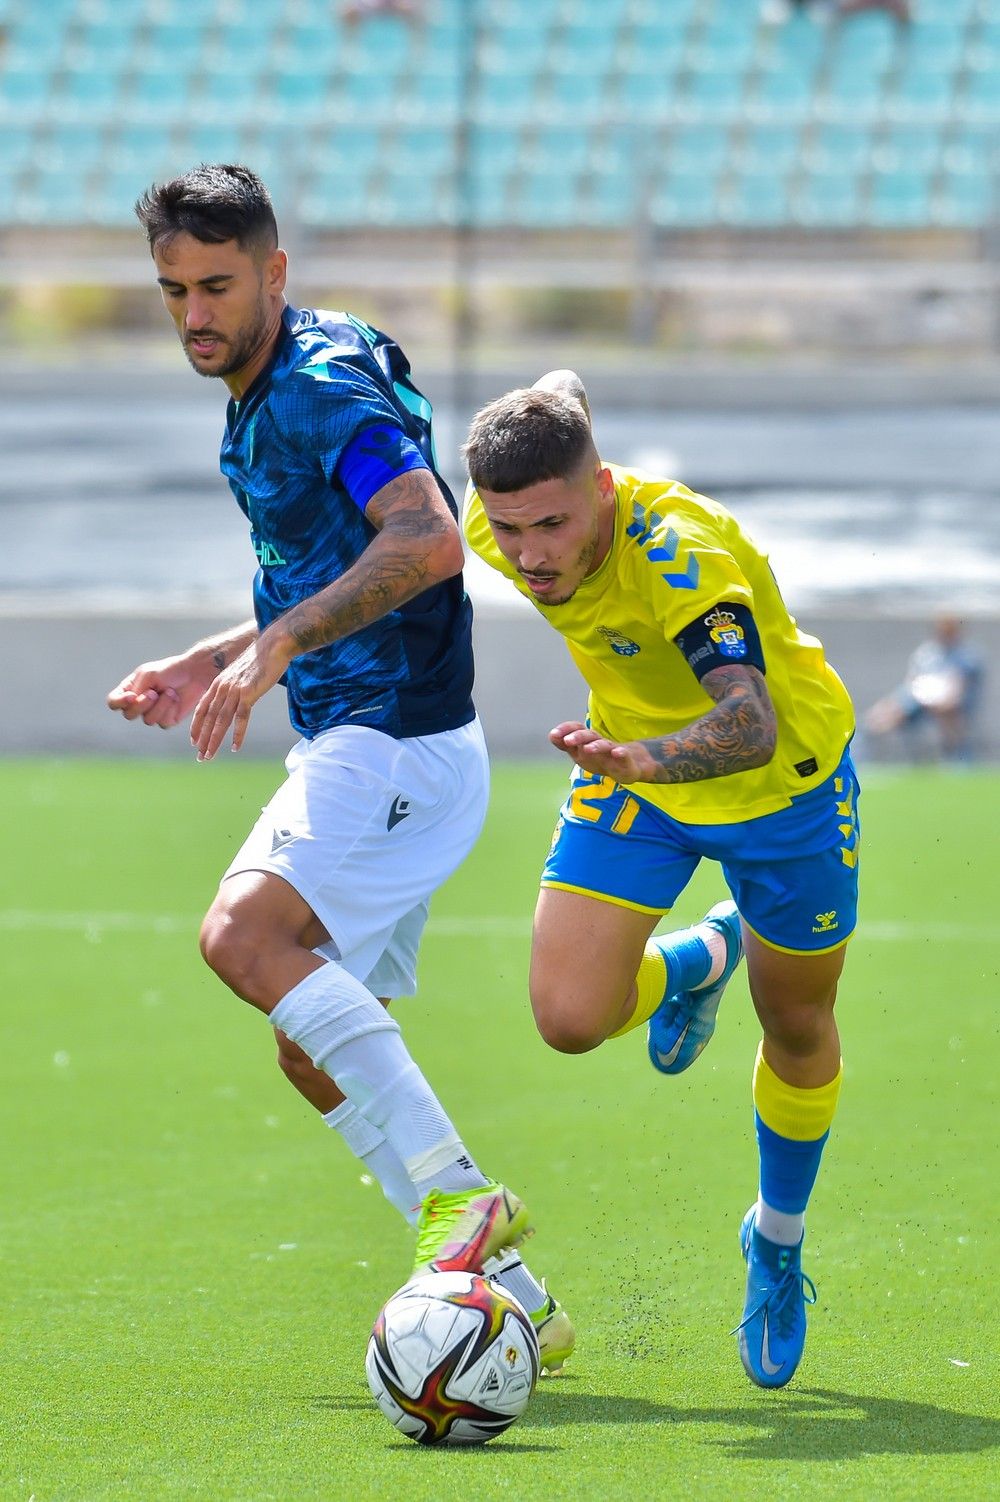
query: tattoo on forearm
[
  {"left": 645, "top": 665, "right": 777, "bottom": 783},
  {"left": 285, "top": 471, "right": 456, "bottom": 655},
  {"left": 212, "top": 650, "right": 227, "bottom": 672}
]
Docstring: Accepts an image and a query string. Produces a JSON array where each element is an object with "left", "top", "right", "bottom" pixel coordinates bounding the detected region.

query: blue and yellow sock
[
  {"left": 752, "top": 1042, "right": 842, "bottom": 1246},
  {"left": 609, "top": 928, "right": 716, "bottom": 1040}
]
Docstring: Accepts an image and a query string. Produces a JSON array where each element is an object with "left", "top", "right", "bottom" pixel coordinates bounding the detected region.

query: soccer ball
[{"left": 365, "top": 1271, "right": 540, "bottom": 1446}]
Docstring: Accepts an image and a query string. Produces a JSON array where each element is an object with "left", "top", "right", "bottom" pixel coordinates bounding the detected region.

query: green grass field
[{"left": 2, "top": 758, "right": 998, "bottom": 1502}]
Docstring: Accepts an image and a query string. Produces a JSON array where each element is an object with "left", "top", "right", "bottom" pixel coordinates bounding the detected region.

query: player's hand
[
  {"left": 189, "top": 640, "right": 284, "bottom": 760},
  {"left": 549, "top": 722, "right": 660, "bottom": 783},
  {"left": 107, "top": 657, "right": 209, "bottom": 729}
]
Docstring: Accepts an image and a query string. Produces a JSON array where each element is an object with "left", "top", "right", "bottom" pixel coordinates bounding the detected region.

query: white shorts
[{"left": 222, "top": 718, "right": 489, "bottom": 997}]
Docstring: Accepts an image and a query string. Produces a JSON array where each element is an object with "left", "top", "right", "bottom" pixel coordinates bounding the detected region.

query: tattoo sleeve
[
  {"left": 642, "top": 664, "right": 777, "bottom": 783},
  {"left": 276, "top": 469, "right": 460, "bottom": 658}
]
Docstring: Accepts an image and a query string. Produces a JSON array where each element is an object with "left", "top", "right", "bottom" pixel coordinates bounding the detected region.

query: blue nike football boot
[
  {"left": 734, "top": 1205, "right": 817, "bottom": 1388},
  {"left": 647, "top": 900, "right": 743, "bottom": 1075}
]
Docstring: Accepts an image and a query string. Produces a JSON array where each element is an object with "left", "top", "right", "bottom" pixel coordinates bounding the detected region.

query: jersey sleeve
[
  {"left": 275, "top": 354, "right": 407, "bottom": 487},
  {"left": 631, "top": 515, "right": 756, "bottom": 643},
  {"left": 337, "top": 424, "right": 429, "bottom": 512}
]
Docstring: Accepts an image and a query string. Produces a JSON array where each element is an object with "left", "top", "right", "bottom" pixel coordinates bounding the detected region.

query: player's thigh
[
  {"left": 221, "top": 720, "right": 488, "bottom": 975},
  {"left": 742, "top": 925, "right": 846, "bottom": 1021},
  {"left": 530, "top": 886, "right": 661, "bottom": 1045},
  {"left": 726, "top": 839, "right": 857, "bottom": 1036},
  {"left": 532, "top": 775, "right": 698, "bottom": 1041}
]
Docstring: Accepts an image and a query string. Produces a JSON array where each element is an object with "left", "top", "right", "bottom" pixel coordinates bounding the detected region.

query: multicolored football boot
[
  {"left": 531, "top": 1282, "right": 576, "bottom": 1376},
  {"left": 412, "top": 1182, "right": 532, "bottom": 1276},
  {"left": 648, "top": 899, "right": 743, "bottom": 1075},
  {"left": 734, "top": 1205, "right": 817, "bottom": 1388}
]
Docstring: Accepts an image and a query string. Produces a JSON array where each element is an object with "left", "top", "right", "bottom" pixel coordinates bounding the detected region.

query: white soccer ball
[{"left": 365, "top": 1271, "right": 540, "bottom": 1446}]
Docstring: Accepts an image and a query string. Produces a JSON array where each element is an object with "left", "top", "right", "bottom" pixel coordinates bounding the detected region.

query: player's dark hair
[
  {"left": 463, "top": 389, "right": 596, "bottom": 493},
  {"left": 135, "top": 163, "right": 278, "bottom": 256}
]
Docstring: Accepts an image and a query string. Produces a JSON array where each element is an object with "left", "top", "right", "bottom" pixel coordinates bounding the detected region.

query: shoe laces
[
  {"left": 413, "top": 1188, "right": 464, "bottom": 1263},
  {"left": 733, "top": 1263, "right": 817, "bottom": 1340}
]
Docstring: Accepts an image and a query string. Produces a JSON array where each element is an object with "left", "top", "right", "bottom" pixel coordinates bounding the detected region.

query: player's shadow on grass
[
  {"left": 305, "top": 1396, "right": 560, "bottom": 1453},
  {"left": 517, "top": 1385, "right": 1000, "bottom": 1460}
]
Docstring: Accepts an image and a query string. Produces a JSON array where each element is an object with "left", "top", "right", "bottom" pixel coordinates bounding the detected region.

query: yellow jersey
[{"left": 464, "top": 462, "right": 855, "bottom": 825}]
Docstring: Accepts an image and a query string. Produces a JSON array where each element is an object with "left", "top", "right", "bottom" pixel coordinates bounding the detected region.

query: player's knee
[
  {"left": 199, "top": 906, "right": 267, "bottom": 1003},
  {"left": 762, "top": 998, "right": 836, "bottom": 1057},
  {"left": 530, "top": 981, "right": 604, "bottom": 1054}
]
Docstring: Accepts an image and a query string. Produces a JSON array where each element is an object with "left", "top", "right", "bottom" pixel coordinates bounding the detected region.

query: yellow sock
[{"left": 608, "top": 945, "right": 667, "bottom": 1039}]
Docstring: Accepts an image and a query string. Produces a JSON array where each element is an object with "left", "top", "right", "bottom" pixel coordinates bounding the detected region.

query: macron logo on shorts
[{"left": 387, "top": 795, "right": 411, "bottom": 832}]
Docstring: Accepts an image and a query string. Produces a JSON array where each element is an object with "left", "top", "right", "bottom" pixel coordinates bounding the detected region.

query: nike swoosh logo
[
  {"left": 386, "top": 795, "right": 411, "bottom": 832},
  {"left": 654, "top": 1020, "right": 689, "bottom": 1069},
  {"left": 760, "top": 1311, "right": 784, "bottom": 1376}
]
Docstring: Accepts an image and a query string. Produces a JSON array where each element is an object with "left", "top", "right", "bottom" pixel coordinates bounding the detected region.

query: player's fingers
[
  {"left": 190, "top": 683, "right": 216, "bottom": 745},
  {"left": 549, "top": 721, "right": 585, "bottom": 744},
  {"left": 229, "top": 702, "right": 252, "bottom": 754},
  {"left": 199, "top": 689, "right": 239, "bottom": 761},
  {"left": 142, "top": 688, "right": 180, "bottom": 728}
]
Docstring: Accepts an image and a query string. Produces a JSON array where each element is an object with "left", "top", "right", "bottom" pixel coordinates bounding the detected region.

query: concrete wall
[{"left": 2, "top": 607, "right": 995, "bottom": 762}]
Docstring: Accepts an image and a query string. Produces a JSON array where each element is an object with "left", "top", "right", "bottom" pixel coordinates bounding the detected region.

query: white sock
[
  {"left": 692, "top": 922, "right": 730, "bottom": 989},
  {"left": 483, "top": 1251, "right": 548, "bottom": 1316},
  {"left": 270, "top": 965, "right": 487, "bottom": 1201},
  {"left": 323, "top": 1100, "right": 421, "bottom": 1225},
  {"left": 756, "top": 1195, "right": 805, "bottom": 1247}
]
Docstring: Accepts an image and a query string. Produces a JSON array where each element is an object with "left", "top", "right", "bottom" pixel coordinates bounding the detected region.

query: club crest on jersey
[
  {"left": 705, "top": 607, "right": 746, "bottom": 659},
  {"left": 597, "top": 626, "right": 641, "bottom": 657}
]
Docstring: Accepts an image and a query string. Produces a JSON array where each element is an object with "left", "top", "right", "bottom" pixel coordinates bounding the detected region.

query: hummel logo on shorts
[{"left": 387, "top": 795, "right": 411, "bottom": 831}]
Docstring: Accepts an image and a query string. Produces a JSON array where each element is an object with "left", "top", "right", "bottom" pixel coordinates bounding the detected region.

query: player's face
[
  {"left": 480, "top": 462, "right": 616, "bottom": 607},
  {"left": 153, "top": 233, "right": 287, "bottom": 393}
]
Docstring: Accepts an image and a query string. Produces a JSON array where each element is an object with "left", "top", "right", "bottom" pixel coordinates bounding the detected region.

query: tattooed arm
[
  {"left": 550, "top": 664, "right": 778, "bottom": 784},
  {"left": 189, "top": 469, "right": 463, "bottom": 759}
]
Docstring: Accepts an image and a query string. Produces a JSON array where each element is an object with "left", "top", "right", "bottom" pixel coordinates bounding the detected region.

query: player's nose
[
  {"left": 518, "top": 542, "right": 549, "bottom": 573},
  {"left": 185, "top": 298, "right": 213, "bottom": 331}
]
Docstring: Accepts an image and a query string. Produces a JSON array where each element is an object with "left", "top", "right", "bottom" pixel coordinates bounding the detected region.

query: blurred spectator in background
[
  {"left": 342, "top": 0, "right": 420, "bottom": 22},
  {"left": 767, "top": 0, "right": 910, "bottom": 19},
  {"left": 837, "top": 0, "right": 910, "bottom": 19},
  {"left": 865, "top": 614, "right": 985, "bottom": 763}
]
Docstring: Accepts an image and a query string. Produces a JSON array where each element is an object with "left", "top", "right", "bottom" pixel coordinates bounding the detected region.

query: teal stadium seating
[{"left": 0, "top": 0, "right": 997, "bottom": 232}]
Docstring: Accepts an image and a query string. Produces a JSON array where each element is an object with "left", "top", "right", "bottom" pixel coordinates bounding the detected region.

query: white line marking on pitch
[{"left": 0, "top": 911, "right": 995, "bottom": 942}]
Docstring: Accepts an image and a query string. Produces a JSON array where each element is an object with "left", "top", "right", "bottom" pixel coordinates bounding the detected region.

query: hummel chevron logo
[{"left": 386, "top": 795, "right": 411, "bottom": 831}]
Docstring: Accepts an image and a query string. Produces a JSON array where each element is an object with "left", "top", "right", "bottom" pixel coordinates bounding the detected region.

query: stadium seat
[
  {"left": 793, "top": 170, "right": 863, "bottom": 228},
  {"left": 868, "top": 168, "right": 932, "bottom": 228},
  {"left": 0, "top": 0, "right": 995, "bottom": 234}
]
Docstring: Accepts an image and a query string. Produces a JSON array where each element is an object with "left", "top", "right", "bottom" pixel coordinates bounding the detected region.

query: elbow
[{"left": 428, "top": 525, "right": 466, "bottom": 583}]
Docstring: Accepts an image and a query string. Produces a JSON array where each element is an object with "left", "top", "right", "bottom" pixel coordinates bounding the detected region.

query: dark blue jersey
[{"left": 219, "top": 306, "right": 475, "bottom": 740}]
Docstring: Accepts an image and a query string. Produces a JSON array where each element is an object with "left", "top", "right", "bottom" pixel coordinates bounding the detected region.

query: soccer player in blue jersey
[
  {"left": 106, "top": 164, "right": 572, "bottom": 1371},
  {"left": 463, "top": 374, "right": 860, "bottom": 1388}
]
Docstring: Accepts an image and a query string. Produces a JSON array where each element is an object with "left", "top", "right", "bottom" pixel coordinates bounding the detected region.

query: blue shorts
[{"left": 541, "top": 747, "right": 861, "bottom": 955}]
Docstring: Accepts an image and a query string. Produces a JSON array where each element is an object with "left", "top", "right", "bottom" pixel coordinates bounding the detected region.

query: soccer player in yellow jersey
[{"left": 462, "top": 374, "right": 859, "bottom": 1389}]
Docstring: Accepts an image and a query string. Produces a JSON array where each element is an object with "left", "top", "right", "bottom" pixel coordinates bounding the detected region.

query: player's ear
[
  {"left": 595, "top": 464, "right": 615, "bottom": 500},
  {"left": 265, "top": 247, "right": 287, "bottom": 294}
]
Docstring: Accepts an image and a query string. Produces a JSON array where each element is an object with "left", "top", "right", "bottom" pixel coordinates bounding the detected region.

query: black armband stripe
[{"left": 674, "top": 601, "right": 766, "bottom": 680}]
